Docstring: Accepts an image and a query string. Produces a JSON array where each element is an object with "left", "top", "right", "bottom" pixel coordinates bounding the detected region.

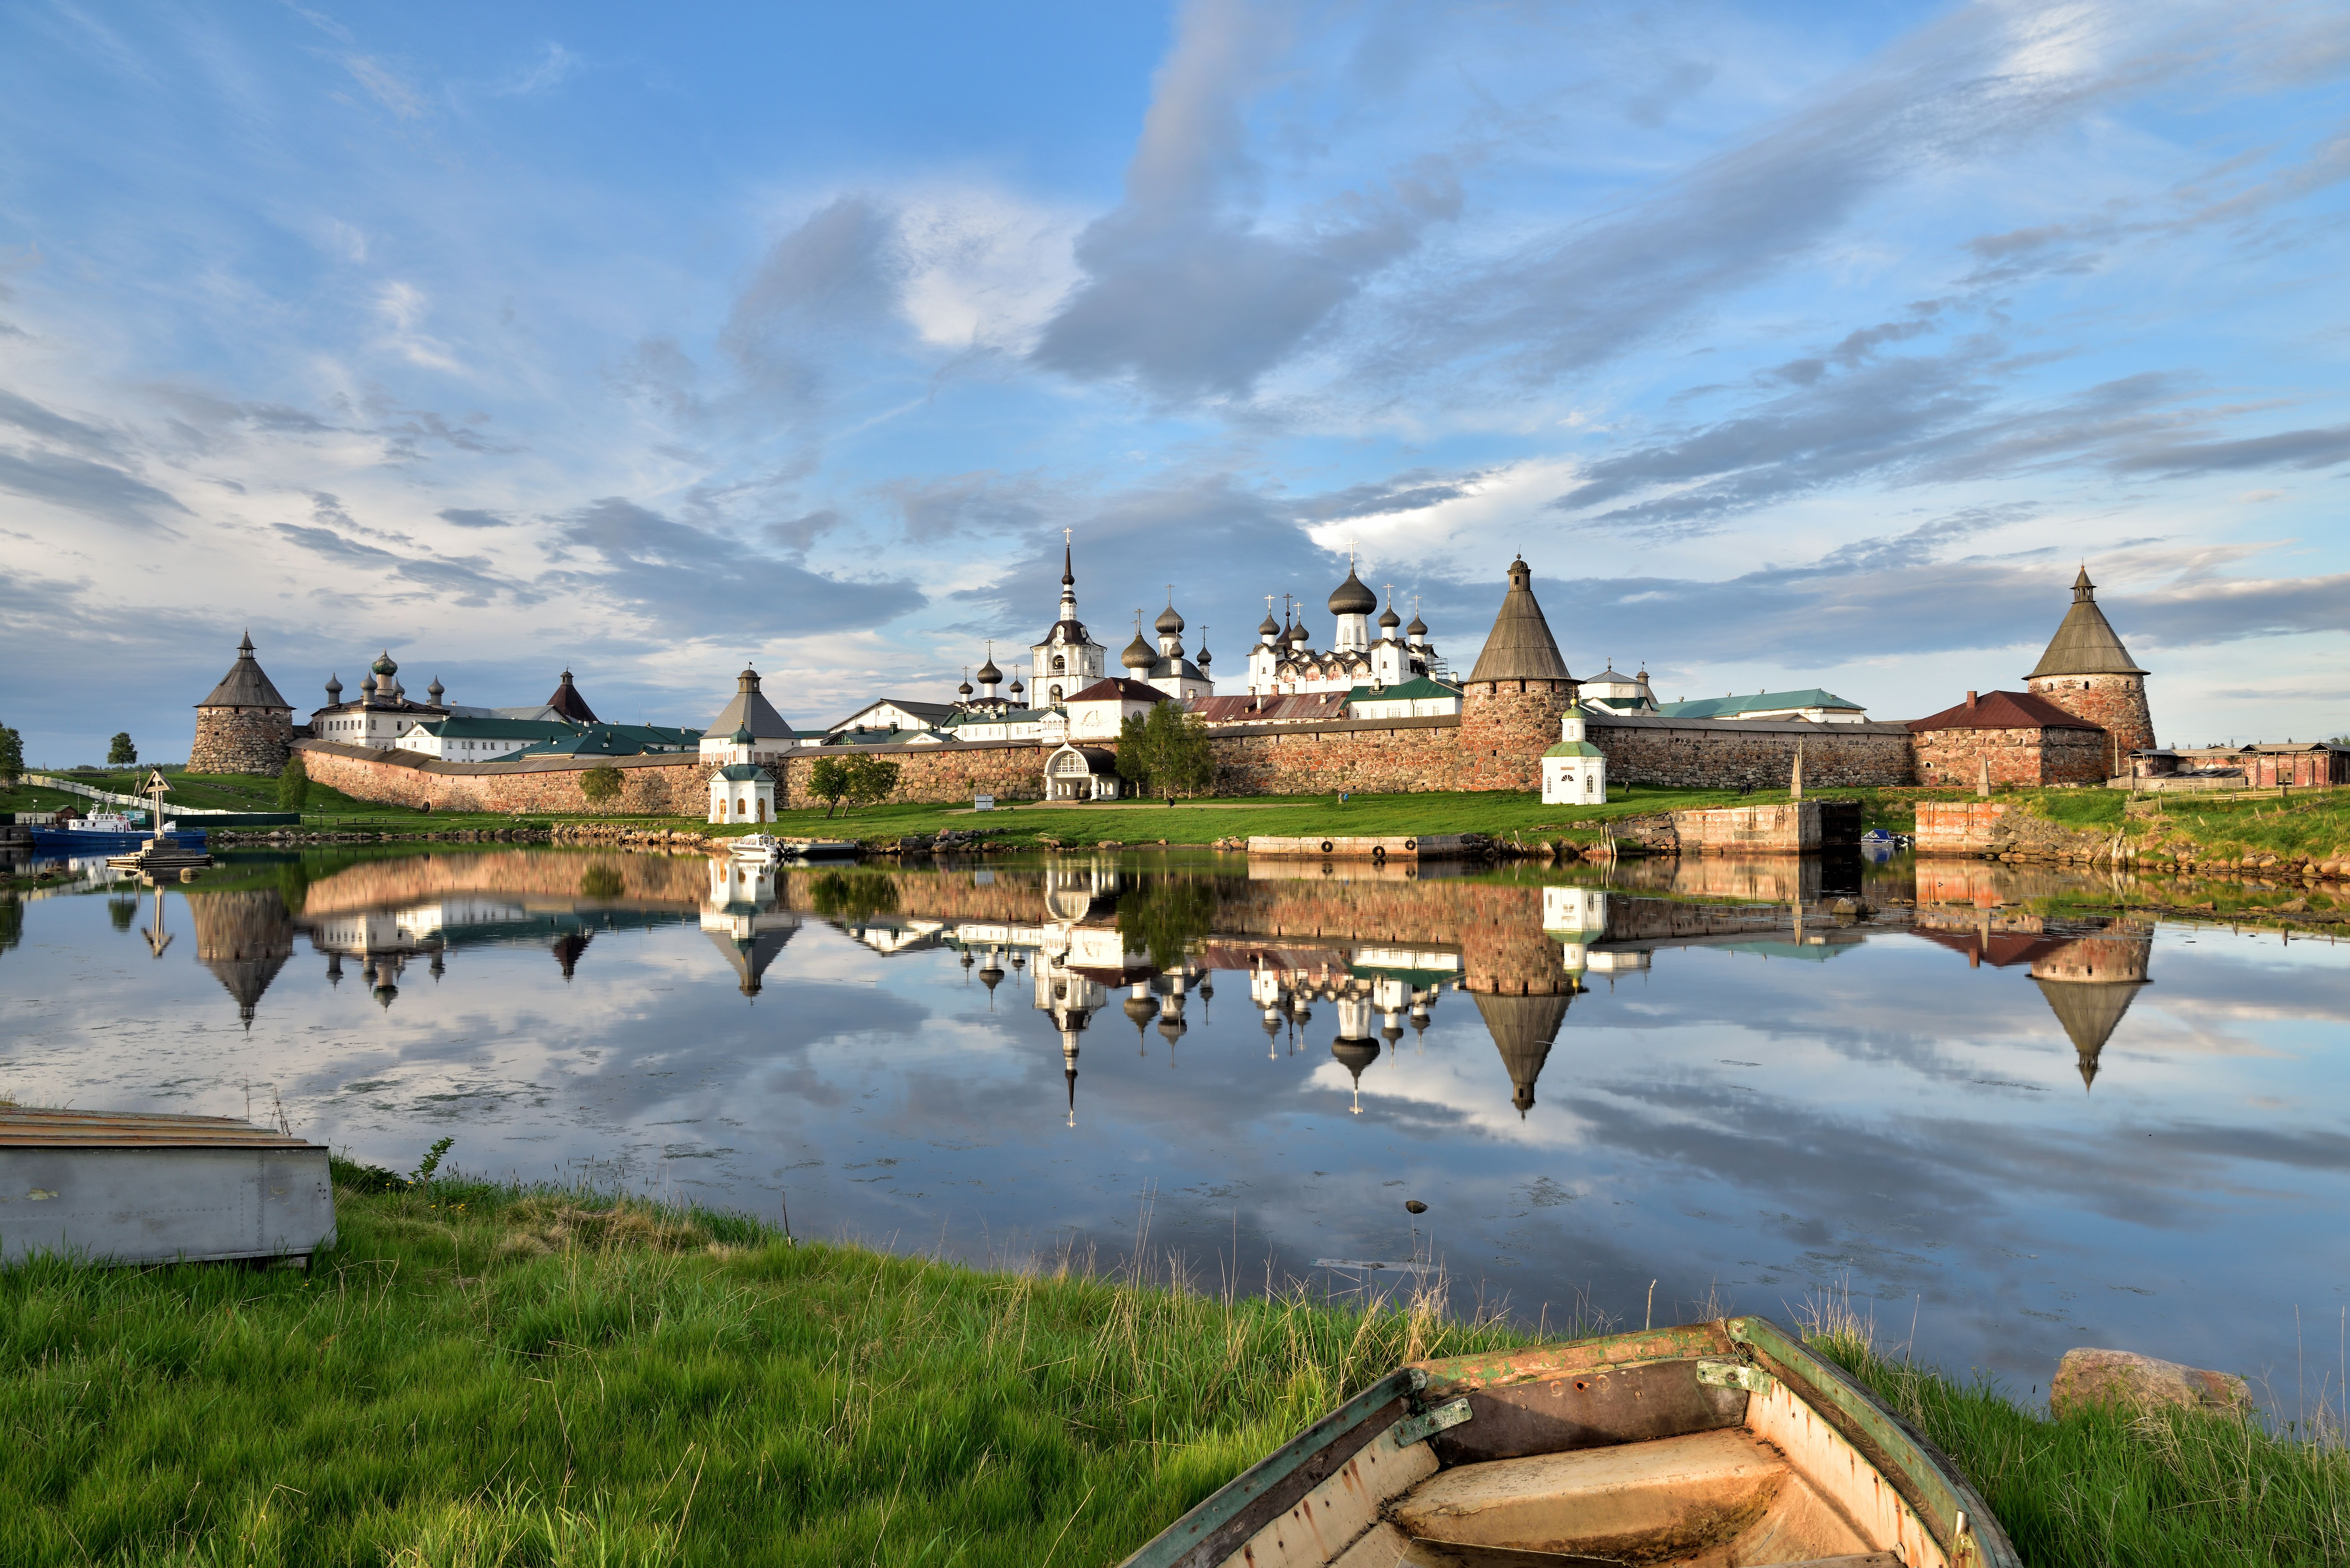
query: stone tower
[
  {"left": 188, "top": 631, "right": 295, "bottom": 775},
  {"left": 2026, "top": 567, "right": 2153, "bottom": 768},
  {"left": 2028, "top": 923, "right": 2152, "bottom": 1091},
  {"left": 1459, "top": 555, "right": 1577, "bottom": 790}
]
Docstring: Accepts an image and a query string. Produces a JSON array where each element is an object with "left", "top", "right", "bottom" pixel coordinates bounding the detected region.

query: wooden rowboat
[{"left": 1121, "top": 1316, "right": 2016, "bottom": 1568}]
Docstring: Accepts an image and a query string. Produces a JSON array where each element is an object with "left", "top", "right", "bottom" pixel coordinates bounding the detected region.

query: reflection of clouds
[{"left": 5, "top": 880, "right": 2348, "bottom": 1393}]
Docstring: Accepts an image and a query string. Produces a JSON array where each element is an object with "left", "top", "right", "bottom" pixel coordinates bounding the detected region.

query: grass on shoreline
[{"left": 3, "top": 1168, "right": 2343, "bottom": 1566}]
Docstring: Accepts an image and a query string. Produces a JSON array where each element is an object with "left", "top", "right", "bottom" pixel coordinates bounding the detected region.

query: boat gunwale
[{"left": 1114, "top": 1367, "right": 1421, "bottom": 1568}]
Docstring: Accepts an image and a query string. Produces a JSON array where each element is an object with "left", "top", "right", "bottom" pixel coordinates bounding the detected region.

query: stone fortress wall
[{"left": 272, "top": 557, "right": 2157, "bottom": 811}]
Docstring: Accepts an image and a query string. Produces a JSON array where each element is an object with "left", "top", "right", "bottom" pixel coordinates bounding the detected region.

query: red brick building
[
  {"left": 1457, "top": 555, "right": 1579, "bottom": 791},
  {"left": 1907, "top": 690, "right": 2110, "bottom": 787}
]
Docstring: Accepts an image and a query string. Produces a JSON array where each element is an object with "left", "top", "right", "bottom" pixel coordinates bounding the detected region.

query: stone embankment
[{"left": 1917, "top": 800, "right": 2350, "bottom": 890}]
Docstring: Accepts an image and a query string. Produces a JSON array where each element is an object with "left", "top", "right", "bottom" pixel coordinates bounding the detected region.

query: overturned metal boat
[
  {"left": 1121, "top": 1316, "right": 2016, "bottom": 1568},
  {"left": 1, "top": 1108, "right": 336, "bottom": 1268}
]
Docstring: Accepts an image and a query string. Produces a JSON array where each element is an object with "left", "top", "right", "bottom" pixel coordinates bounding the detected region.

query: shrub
[
  {"left": 276, "top": 754, "right": 310, "bottom": 812},
  {"left": 106, "top": 732, "right": 137, "bottom": 766},
  {"left": 579, "top": 764, "right": 625, "bottom": 806}
]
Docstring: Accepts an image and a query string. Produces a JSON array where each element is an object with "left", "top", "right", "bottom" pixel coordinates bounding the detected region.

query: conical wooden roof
[
  {"left": 1467, "top": 557, "right": 1572, "bottom": 684},
  {"left": 2026, "top": 568, "right": 2145, "bottom": 678},
  {"left": 1473, "top": 991, "right": 1570, "bottom": 1118},
  {"left": 195, "top": 631, "right": 293, "bottom": 711}
]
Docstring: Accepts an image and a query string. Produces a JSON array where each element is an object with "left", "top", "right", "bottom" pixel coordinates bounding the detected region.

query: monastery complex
[{"left": 189, "top": 543, "right": 2331, "bottom": 816}]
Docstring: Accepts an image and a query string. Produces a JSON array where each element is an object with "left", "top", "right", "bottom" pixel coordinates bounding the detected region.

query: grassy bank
[{"left": 3, "top": 1168, "right": 2342, "bottom": 1565}]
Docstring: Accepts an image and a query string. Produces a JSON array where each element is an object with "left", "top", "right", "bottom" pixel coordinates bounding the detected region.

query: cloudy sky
[{"left": 2, "top": 0, "right": 2346, "bottom": 761}]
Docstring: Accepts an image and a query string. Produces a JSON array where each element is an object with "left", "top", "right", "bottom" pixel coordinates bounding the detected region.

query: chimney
[{"left": 1965, "top": 690, "right": 1977, "bottom": 709}]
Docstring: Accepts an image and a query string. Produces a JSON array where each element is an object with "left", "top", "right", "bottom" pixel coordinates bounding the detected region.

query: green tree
[
  {"left": 846, "top": 755, "right": 901, "bottom": 811},
  {"left": 809, "top": 756, "right": 853, "bottom": 817},
  {"left": 0, "top": 722, "right": 22, "bottom": 786},
  {"left": 1116, "top": 701, "right": 1216, "bottom": 804},
  {"left": 107, "top": 732, "right": 137, "bottom": 766},
  {"left": 276, "top": 754, "right": 310, "bottom": 812},
  {"left": 1116, "top": 878, "right": 1218, "bottom": 971},
  {"left": 580, "top": 764, "right": 626, "bottom": 808}
]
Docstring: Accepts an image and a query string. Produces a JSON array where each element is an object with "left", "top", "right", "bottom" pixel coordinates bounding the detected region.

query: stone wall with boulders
[
  {"left": 1587, "top": 718, "right": 1915, "bottom": 790},
  {"left": 189, "top": 706, "right": 293, "bottom": 776}
]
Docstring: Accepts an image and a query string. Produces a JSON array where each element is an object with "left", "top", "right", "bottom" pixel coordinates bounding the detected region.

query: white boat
[
  {"left": 66, "top": 811, "right": 151, "bottom": 833},
  {"left": 730, "top": 833, "right": 785, "bottom": 863}
]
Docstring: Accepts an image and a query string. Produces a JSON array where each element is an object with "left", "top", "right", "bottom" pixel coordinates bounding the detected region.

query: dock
[
  {"left": 1246, "top": 834, "right": 1475, "bottom": 861},
  {"left": 1, "top": 1109, "right": 336, "bottom": 1268}
]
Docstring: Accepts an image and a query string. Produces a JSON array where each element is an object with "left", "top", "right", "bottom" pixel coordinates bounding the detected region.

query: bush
[
  {"left": 809, "top": 757, "right": 852, "bottom": 816},
  {"left": 579, "top": 764, "right": 625, "bottom": 806},
  {"left": 276, "top": 754, "right": 310, "bottom": 812},
  {"left": 106, "top": 732, "right": 137, "bottom": 766},
  {"left": 1117, "top": 701, "right": 1214, "bottom": 802}
]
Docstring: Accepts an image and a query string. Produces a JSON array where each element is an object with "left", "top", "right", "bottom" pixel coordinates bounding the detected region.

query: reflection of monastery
[{"left": 180, "top": 853, "right": 2156, "bottom": 1111}]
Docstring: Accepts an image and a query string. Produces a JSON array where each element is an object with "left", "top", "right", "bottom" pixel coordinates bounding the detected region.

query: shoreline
[{"left": 0, "top": 1165, "right": 2337, "bottom": 1565}]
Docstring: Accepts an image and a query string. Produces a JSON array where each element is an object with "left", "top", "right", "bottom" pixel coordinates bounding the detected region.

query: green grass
[
  {"left": 4, "top": 1170, "right": 2341, "bottom": 1566},
  {"left": 1805, "top": 1301, "right": 2347, "bottom": 1567},
  {"left": 0, "top": 1164, "right": 1531, "bottom": 1566},
  {"left": 2131, "top": 791, "right": 2350, "bottom": 867}
]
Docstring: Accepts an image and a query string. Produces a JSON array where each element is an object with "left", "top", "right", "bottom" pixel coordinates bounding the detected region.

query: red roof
[
  {"left": 1066, "top": 677, "right": 1168, "bottom": 704},
  {"left": 1908, "top": 690, "right": 2101, "bottom": 732},
  {"left": 1191, "top": 691, "right": 1349, "bottom": 724}
]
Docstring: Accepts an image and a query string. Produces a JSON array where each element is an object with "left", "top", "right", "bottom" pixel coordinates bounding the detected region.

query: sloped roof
[
  {"left": 412, "top": 717, "right": 581, "bottom": 741},
  {"left": 1345, "top": 677, "right": 1462, "bottom": 704},
  {"left": 195, "top": 632, "right": 293, "bottom": 711},
  {"left": 1190, "top": 691, "right": 1347, "bottom": 724},
  {"left": 706, "top": 671, "right": 798, "bottom": 739},
  {"left": 2027, "top": 568, "right": 2146, "bottom": 677},
  {"left": 1067, "top": 677, "right": 1170, "bottom": 704},
  {"left": 1467, "top": 557, "right": 1572, "bottom": 684},
  {"left": 545, "top": 670, "right": 599, "bottom": 723},
  {"left": 2033, "top": 974, "right": 2149, "bottom": 1089},
  {"left": 1656, "top": 688, "right": 1864, "bottom": 720},
  {"left": 1908, "top": 690, "right": 2102, "bottom": 732},
  {"left": 1473, "top": 991, "right": 1571, "bottom": 1119}
]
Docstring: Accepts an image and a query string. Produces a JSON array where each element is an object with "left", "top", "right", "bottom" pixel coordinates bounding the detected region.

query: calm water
[{"left": 3, "top": 846, "right": 2345, "bottom": 1402}]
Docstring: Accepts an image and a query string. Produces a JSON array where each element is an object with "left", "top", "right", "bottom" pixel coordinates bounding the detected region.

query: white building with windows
[
  {"left": 1043, "top": 743, "right": 1122, "bottom": 801},
  {"left": 393, "top": 717, "right": 580, "bottom": 760},
  {"left": 1541, "top": 704, "right": 1608, "bottom": 806},
  {"left": 1063, "top": 677, "right": 1166, "bottom": 743},
  {"left": 1245, "top": 559, "right": 1441, "bottom": 697},
  {"left": 707, "top": 726, "right": 777, "bottom": 824},
  {"left": 698, "top": 665, "right": 813, "bottom": 768}
]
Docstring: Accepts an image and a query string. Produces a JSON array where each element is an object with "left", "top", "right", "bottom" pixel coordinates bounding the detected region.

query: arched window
[
  {"left": 1053, "top": 655, "right": 1065, "bottom": 673},
  {"left": 1049, "top": 684, "right": 1062, "bottom": 703}
]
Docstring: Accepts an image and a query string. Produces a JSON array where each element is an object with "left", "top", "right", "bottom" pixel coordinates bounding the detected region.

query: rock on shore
[{"left": 2051, "top": 1347, "right": 2251, "bottom": 1418}]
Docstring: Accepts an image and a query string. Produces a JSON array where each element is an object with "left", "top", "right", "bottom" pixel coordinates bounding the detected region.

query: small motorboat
[
  {"left": 730, "top": 833, "right": 858, "bottom": 862},
  {"left": 730, "top": 833, "right": 785, "bottom": 863},
  {"left": 1121, "top": 1315, "right": 2016, "bottom": 1568}
]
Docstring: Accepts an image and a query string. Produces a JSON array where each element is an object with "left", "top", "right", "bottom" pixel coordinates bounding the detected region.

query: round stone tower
[
  {"left": 2025, "top": 566, "right": 2154, "bottom": 768},
  {"left": 1459, "top": 555, "right": 1577, "bottom": 790},
  {"left": 188, "top": 631, "right": 295, "bottom": 775}
]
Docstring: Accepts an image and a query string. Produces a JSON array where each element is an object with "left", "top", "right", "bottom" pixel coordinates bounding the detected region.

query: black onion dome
[
  {"left": 1328, "top": 569, "right": 1377, "bottom": 615},
  {"left": 1378, "top": 603, "right": 1401, "bottom": 629},
  {"left": 1258, "top": 612, "right": 1280, "bottom": 636},
  {"left": 1121, "top": 631, "right": 1156, "bottom": 670},
  {"left": 1405, "top": 613, "right": 1428, "bottom": 637},
  {"left": 1155, "top": 603, "right": 1185, "bottom": 635},
  {"left": 957, "top": 681, "right": 974, "bottom": 697},
  {"left": 1196, "top": 644, "right": 1212, "bottom": 667},
  {"left": 975, "top": 657, "right": 1002, "bottom": 682}
]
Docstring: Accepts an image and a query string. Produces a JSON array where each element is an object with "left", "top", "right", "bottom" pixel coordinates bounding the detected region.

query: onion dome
[
  {"left": 324, "top": 673, "right": 343, "bottom": 701},
  {"left": 1155, "top": 602, "right": 1185, "bottom": 636},
  {"left": 1378, "top": 602, "right": 1401, "bottom": 630},
  {"left": 975, "top": 656, "right": 1002, "bottom": 683},
  {"left": 359, "top": 673, "right": 377, "bottom": 695},
  {"left": 1122, "top": 630, "right": 1156, "bottom": 670},
  {"left": 1288, "top": 620, "right": 1311, "bottom": 646},
  {"left": 372, "top": 651, "right": 398, "bottom": 677},
  {"left": 958, "top": 680, "right": 974, "bottom": 697},
  {"left": 1157, "top": 1014, "right": 1187, "bottom": 1044},
  {"left": 1382, "top": 1018, "right": 1404, "bottom": 1044},
  {"left": 731, "top": 724, "right": 754, "bottom": 746},
  {"left": 1124, "top": 992, "right": 1157, "bottom": 1028},
  {"left": 1009, "top": 678, "right": 1025, "bottom": 697},
  {"left": 1258, "top": 611, "right": 1280, "bottom": 636},
  {"left": 1328, "top": 568, "right": 1377, "bottom": 616},
  {"left": 1405, "top": 612, "right": 1427, "bottom": 637},
  {"left": 1061, "top": 540, "right": 1076, "bottom": 587},
  {"left": 1197, "top": 643, "right": 1212, "bottom": 668},
  {"left": 1261, "top": 1012, "right": 1284, "bottom": 1042},
  {"left": 426, "top": 677, "right": 445, "bottom": 703}
]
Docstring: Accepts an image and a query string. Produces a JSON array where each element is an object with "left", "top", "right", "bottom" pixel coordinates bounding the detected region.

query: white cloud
[
  {"left": 372, "top": 281, "right": 462, "bottom": 373},
  {"left": 895, "top": 193, "right": 1082, "bottom": 352}
]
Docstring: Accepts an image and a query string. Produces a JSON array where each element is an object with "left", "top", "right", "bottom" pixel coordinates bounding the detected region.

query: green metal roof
[
  {"left": 1543, "top": 740, "right": 1605, "bottom": 758},
  {"left": 716, "top": 763, "right": 770, "bottom": 781},
  {"left": 1345, "top": 676, "right": 1463, "bottom": 705},
  {"left": 1652, "top": 689, "right": 1864, "bottom": 720}
]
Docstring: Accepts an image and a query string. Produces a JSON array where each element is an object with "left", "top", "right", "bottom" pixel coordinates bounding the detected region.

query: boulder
[{"left": 2050, "top": 1347, "right": 2251, "bottom": 1419}]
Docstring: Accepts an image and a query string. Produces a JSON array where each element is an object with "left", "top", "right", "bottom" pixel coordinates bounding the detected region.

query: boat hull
[
  {"left": 32, "top": 828, "right": 207, "bottom": 854},
  {"left": 1120, "top": 1317, "right": 2016, "bottom": 1568}
]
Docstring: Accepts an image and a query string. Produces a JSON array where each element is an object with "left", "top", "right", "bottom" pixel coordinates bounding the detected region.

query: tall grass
[
  {"left": 0, "top": 1165, "right": 1531, "bottom": 1566},
  {"left": 1800, "top": 1288, "right": 2349, "bottom": 1567}
]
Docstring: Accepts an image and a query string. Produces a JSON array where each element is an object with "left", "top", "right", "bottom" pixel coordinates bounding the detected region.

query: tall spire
[
  {"left": 2027, "top": 564, "right": 2145, "bottom": 677},
  {"left": 1467, "top": 555, "right": 1571, "bottom": 684}
]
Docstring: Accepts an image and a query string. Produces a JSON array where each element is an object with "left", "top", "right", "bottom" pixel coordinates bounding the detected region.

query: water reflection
[{"left": 4, "top": 846, "right": 2345, "bottom": 1394}]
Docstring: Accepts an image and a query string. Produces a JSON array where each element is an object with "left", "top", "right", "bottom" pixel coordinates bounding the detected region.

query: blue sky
[{"left": 2, "top": 0, "right": 2346, "bottom": 761}]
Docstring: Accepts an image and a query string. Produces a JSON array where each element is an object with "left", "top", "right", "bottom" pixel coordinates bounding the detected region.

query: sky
[{"left": 1, "top": 0, "right": 2347, "bottom": 762}]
